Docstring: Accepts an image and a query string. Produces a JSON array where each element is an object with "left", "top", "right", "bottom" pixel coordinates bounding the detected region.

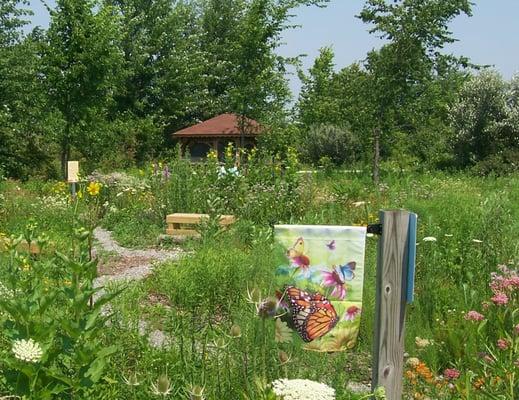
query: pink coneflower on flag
[
  {"left": 343, "top": 305, "right": 361, "bottom": 321},
  {"left": 321, "top": 268, "right": 347, "bottom": 300},
  {"left": 321, "top": 262, "right": 356, "bottom": 300}
]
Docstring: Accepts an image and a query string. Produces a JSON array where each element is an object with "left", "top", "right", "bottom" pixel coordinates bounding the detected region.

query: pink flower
[
  {"left": 497, "top": 339, "right": 509, "bottom": 350},
  {"left": 491, "top": 292, "right": 509, "bottom": 305},
  {"left": 464, "top": 311, "right": 485, "bottom": 322},
  {"left": 343, "top": 305, "right": 361, "bottom": 321},
  {"left": 321, "top": 269, "right": 347, "bottom": 300},
  {"left": 509, "top": 276, "right": 519, "bottom": 288},
  {"left": 444, "top": 368, "right": 460, "bottom": 380}
]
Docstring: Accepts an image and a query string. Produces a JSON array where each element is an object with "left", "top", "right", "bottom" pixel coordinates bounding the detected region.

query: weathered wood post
[{"left": 372, "top": 210, "right": 417, "bottom": 399}]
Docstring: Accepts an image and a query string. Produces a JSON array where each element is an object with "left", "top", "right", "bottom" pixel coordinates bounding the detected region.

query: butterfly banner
[{"left": 274, "top": 225, "right": 367, "bottom": 352}]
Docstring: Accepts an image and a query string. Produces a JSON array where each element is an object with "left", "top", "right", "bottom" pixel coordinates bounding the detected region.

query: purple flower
[
  {"left": 162, "top": 165, "right": 170, "bottom": 179},
  {"left": 321, "top": 268, "right": 346, "bottom": 300}
]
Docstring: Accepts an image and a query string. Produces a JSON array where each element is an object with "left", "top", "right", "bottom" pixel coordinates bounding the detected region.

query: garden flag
[{"left": 274, "top": 225, "right": 367, "bottom": 352}]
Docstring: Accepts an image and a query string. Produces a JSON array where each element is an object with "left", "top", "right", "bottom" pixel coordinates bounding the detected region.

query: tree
[
  {"left": 358, "top": 0, "right": 473, "bottom": 182},
  {"left": 297, "top": 47, "right": 342, "bottom": 129},
  {"left": 42, "top": 0, "right": 123, "bottom": 176},
  {"left": 0, "top": 2, "right": 56, "bottom": 178},
  {"left": 450, "top": 70, "right": 519, "bottom": 169}
]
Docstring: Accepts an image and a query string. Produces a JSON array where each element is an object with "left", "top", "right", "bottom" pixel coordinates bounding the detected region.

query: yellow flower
[{"left": 86, "top": 182, "right": 101, "bottom": 196}]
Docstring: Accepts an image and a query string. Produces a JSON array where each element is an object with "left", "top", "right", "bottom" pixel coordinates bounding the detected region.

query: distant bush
[
  {"left": 300, "top": 124, "right": 362, "bottom": 166},
  {"left": 450, "top": 70, "right": 519, "bottom": 170},
  {"left": 471, "top": 149, "right": 519, "bottom": 176}
]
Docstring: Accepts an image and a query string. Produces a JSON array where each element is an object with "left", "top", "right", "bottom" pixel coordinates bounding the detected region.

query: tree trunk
[
  {"left": 61, "top": 123, "right": 71, "bottom": 179},
  {"left": 372, "top": 126, "right": 380, "bottom": 185}
]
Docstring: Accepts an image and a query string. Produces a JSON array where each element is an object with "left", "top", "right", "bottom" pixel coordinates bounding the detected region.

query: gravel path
[
  {"left": 92, "top": 227, "right": 182, "bottom": 348},
  {"left": 93, "top": 227, "right": 183, "bottom": 286}
]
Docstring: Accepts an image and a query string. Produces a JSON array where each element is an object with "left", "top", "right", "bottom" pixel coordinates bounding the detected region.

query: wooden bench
[{"left": 166, "top": 213, "right": 236, "bottom": 236}]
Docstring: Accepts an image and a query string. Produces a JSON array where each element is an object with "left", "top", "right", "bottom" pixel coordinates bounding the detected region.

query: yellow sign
[{"left": 67, "top": 161, "right": 79, "bottom": 183}]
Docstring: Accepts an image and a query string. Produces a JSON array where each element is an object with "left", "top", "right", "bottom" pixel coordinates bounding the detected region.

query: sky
[{"left": 27, "top": 0, "right": 519, "bottom": 98}]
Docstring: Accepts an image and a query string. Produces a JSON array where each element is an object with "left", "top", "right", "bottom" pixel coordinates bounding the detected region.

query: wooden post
[{"left": 372, "top": 210, "right": 415, "bottom": 399}]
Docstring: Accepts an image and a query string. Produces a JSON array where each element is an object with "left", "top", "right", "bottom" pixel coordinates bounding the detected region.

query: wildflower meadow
[
  {"left": 1, "top": 149, "right": 518, "bottom": 399},
  {"left": 2, "top": 0, "right": 519, "bottom": 398}
]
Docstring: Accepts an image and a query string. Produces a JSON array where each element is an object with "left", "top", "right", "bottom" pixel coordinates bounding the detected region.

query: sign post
[
  {"left": 67, "top": 161, "right": 79, "bottom": 198},
  {"left": 372, "top": 210, "right": 417, "bottom": 400}
]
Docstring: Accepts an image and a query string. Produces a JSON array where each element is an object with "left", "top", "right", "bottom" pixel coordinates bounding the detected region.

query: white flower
[
  {"left": 472, "top": 239, "right": 483, "bottom": 243},
  {"left": 271, "top": 378, "right": 335, "bottom": 400},
  {"left": 346, "top": 381, "right": 370, "bottom": 394},
  {"left": 217, "top": 166, "right": 240, "bottom": 178},
  {"left": 228, "top": 166, "right": 239, "bottom": 176},
  {"left": 415, "top": 337, "right": 432, "bottom": 348},
  {"left": 406, "top": 357, "right": 420, "bottom": 367},
  {"left": 217, "top": 166, "right": 227, "bottom": 178},
  {"left": 12, "top": 338, "right": 43, "bottom": 363},
  {"left": 422, "top": 236, "right": 437, "bottom": 242},
  {"left": 0, "top": 281, "right": 14, "bottom": 299}
]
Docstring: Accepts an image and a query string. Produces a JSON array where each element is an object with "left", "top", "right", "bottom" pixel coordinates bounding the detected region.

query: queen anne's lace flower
[
  {"left": 12, "top": 338, "right": 43, "bottom": 363},
  {"left": 0, "top": 281, "right": 14, "bottom": 299},
  {"left": 271, "top": 378, "right": 335, "bottom": 400}
]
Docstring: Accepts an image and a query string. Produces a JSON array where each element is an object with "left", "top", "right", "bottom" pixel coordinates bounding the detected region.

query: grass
[{"left": 0, "top": 164, "right": 518, "bottom": 399}]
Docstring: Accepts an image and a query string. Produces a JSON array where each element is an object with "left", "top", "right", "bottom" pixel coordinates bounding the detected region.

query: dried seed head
[
  {"left": 278, "top": 350, "right": 291, "bottom": 365},
  {"left": 230, "top": 324, "right": 242, "bottom": 338},
  {"left": 188, "top": 384, "right": 205, "bottom": 400},
  {"left": 151, "top": 374, "right": 172, "bottom": 396}
]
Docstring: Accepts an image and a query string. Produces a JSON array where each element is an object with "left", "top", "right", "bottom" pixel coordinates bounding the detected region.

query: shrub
[{"left": 301, "top": 124, "right": 362, "bottom": 166}]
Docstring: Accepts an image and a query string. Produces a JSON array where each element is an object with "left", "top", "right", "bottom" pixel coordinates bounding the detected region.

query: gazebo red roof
[{"left": 173, "top": 113, "right": 261, "bottom": 138}]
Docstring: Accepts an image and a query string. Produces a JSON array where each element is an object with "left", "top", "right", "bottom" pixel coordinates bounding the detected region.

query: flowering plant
[
  {"left": 0, "top": 224, "right": 121, "bottom": 397},
  {"left": 455, "top": 264, "right": 519, "bottom": 398}
]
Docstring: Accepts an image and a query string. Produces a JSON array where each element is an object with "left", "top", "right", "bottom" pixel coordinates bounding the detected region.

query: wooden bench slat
[
  {"left": 166, "top": 214, "right": 235, "bottom": 224},
  {"left": 165, "top": 213, "right": 236, "bottom": 238}
]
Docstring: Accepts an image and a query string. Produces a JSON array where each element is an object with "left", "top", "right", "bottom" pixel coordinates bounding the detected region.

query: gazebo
[{"left": 172, "top": 113, "right": 262, "bottom": 161}]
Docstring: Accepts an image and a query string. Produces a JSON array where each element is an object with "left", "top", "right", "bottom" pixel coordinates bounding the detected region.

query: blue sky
[{"left": 28, "top": 0, "right": 519, "bottom": 97}]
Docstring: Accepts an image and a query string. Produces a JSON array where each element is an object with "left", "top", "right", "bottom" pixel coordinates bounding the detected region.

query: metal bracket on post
[
  {"left": 371, "top": 210, "right": 416, "bottom": 400},
  {"left": 367, "top": 223, "right": 383, "bottom": 236}
]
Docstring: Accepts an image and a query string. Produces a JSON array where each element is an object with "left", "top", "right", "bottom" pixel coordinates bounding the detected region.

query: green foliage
[
  {"left": 42, "top": 0, "right": 124, "bottom": 176},
  {"left": 0, "top": 225, "right": 120, "bottom": 398},
  {"left": 301, "top": 124, "right": 362, "bottom": 166},
  {"left": 450, "top": 70, "right": 519, "bottom": 170},
  {"left": 2, "top": 165, "right": 519, "bottom": 399},
  {"left": 297, "top": 47, "right": 342, "bottom": 128}
]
